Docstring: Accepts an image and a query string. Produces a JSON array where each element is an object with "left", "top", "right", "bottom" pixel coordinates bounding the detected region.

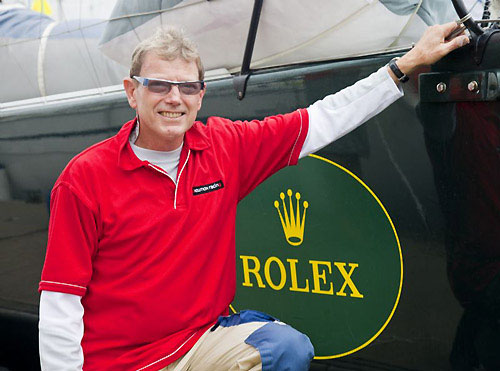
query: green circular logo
[{"left": 233, "top": 155, "right": 403, "bottom": 358}]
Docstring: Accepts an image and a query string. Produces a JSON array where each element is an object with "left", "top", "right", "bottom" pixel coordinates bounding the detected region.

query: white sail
[
  {"left": 99, "top": 0, "right": 457, "bottom": 74},
  {"left": 0, "top": 0, "right": 464, "bottom": 104}
]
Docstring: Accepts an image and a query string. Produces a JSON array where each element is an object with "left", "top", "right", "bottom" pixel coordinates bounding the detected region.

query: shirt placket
[{"left": 146, "top": 147, "right": 191, "bottom": 210}]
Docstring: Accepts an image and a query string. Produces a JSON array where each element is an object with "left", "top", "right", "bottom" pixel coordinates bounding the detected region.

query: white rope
[
  {"left": 37, "top": 21, "right": 57, "bottom": 97},
  {"left": 389, "top": 0, "right": 423, "bottom": 48}
]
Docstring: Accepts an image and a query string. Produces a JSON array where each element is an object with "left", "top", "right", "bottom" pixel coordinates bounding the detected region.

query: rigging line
[
  {"left": 0, "top": 0, "right": 205, "bottom": 48},
  {"left": 37, "top": 0, "right": 44, "bottom": 44},
  {"left": 4, "top": 40, "right": 40, "bottom": 98},
  {"left": 389, "top": 0, "right": 423, "bottom": 48},
  {"left": 155, "top": 0, "right": 166, "bottom": 31},
  {"left": 37, "top": 21, "right": 57, "bottom": 97},
  {"left": 59, "top": 0, "right": 100, "bottom": 90},
  {"left": 160, "top": 0, "right": 164, "bottom": 28},
  {"left": 105, "top": 0, "right": 206, "bottom": 22},
  {"left": 110, "top": 0, "right": 208, "bottom": 48},
  {"left": 78, "top": 0, "right": 103, "bottom": 92},
  {"left": 229, "top": 2, "right": 375, "bottom": 71},
  {"left": 126, "top": 11, "right": 143, "bottom": 49},
  {"left": 227, "top": 44, "right": 414, "bottom": 75},
  {"left": 0, "top": 23, "right": 106, "bottom": 48},
  {"left": 58, "top": 0, "right": 88, "bottom": 68},
  {"left": 53, "top": 0, "right": 99, "bottom": 92},
  {"left": 469, "top": 0, "right": 484, "bottom": 14}
]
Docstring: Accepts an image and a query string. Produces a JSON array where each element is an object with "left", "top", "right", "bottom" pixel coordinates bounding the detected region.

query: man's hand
[{"left": 388, "top": 22, "right": 471, "bottom": 83}]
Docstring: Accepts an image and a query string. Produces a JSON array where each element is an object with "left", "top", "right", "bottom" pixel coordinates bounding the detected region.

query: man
[{"left": 39, "top": 24, "right": 469, "bottom": 371}]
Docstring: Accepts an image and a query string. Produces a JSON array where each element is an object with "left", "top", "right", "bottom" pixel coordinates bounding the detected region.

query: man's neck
[{"left": 131, "top": 118, "right": 184, "bottom": 151}]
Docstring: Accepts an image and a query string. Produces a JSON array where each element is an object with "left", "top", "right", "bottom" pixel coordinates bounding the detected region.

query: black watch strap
[{"left": 388, "top": 58, "right": 409, "bottom": 83}]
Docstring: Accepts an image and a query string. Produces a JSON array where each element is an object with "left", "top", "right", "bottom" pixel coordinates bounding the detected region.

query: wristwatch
[{"left": 388, "top": 57, "right": 409, "bottom": 83}]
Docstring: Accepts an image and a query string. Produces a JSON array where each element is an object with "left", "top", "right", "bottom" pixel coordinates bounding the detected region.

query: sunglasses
[{"left": 133, "top": 76, "right": 205, "bottom": 95}]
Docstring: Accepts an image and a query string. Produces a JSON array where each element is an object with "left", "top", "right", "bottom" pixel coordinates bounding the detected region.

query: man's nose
[{"left": 163, "top": 85, "right": 182, "bottom": 104}]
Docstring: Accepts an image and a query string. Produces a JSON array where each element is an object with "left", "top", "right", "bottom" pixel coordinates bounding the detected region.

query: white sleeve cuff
[
  {"left": 300, "top": 66, "right": 403, "bottom": 158},
  {"left": 39, "top": 291, "right": 84, "bottom": 371}
]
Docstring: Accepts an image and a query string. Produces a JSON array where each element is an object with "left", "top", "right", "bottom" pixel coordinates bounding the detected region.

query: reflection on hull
[
  {"left": 1, "top": 1, "right": 499, "bottom": 370},
  {"left": 0, "top": 54, "right": 462, "bottom": 370}
]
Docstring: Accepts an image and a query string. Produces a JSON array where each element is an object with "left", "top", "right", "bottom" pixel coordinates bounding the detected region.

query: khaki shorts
[{"left": 160, "top": 310, "right": 314, "bottom": 371}]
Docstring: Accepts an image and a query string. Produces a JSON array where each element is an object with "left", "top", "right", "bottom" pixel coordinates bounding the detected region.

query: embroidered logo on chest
[{"left": 192, "top": 180, "right": 224, "bottom": 196}]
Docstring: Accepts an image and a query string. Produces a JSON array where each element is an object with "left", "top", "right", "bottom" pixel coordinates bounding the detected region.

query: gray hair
[{"left": 129, "top": 27, "right": 204, "bottom": 80}]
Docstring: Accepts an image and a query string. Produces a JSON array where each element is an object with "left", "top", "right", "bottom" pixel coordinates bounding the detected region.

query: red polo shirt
[{"left": 39, "top": 110, "right": 309, "bottom": 371}]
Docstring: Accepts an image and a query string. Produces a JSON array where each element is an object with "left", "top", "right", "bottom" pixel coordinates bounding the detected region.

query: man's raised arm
[{"left": 300, "top": 22, "right": 469, "bottom": 158}]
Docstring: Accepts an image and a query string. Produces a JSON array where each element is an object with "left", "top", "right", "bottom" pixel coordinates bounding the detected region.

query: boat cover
[
  {"left": 0, "top": 0, "right": 460, "bottom": 103},
  {"left": 0, "top": 5, "right": 127, "bottom": 103},
  {"left": 99, "top": 0, "right": 458, "bottom": 73}
]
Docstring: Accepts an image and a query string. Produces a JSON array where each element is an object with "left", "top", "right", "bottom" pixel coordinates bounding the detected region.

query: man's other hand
[{"left": 388, "top": 22, "right": 471, "bottom": 83}]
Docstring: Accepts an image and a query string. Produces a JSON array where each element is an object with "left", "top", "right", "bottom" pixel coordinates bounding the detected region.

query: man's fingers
[
  {"left": 444, "top": 35, "right": 470, "bottom": 53},
  {"left": 453, "top": 35, "right": 470, "bottom": 48},
  {"left": 442, "top": 21, "right": 462, "bottom": 36},
  {"left": 409, "top": 22, "right": 471, "bottom": 67}
]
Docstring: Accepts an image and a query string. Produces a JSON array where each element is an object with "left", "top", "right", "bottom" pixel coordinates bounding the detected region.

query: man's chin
[{"left": 159, "top": 126, "right": 193, "bottom": 146}]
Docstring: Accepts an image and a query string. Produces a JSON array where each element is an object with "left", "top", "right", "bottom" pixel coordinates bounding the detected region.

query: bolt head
[
  {"left": 436, "top": 82, "right": 447, "bottom": 93},
  {"left": 468, "top": 81, "right": 479, "bottom": 92}
]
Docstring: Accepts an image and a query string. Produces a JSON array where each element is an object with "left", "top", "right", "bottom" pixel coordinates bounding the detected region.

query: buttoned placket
[
  {"left": 118, "top": 119, "right": 211, "bottom": 210},
  {"left": 146, "top": 149, "right": 191, "bottom": 210}
]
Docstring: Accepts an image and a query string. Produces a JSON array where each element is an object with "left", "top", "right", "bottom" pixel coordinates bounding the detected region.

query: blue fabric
[
  {"left": 0, "top": 8, "right": 53, "bottom": 38},
  {"left": 0, "top": 8, "right": 104, "bottom": 39},
  {"left": 211, "top": 310, "right": 314, "bottom": 370},
  {"left": 211, "top": 310, "right": 277, "bottom": 331},
  {"left": 245, "top": 322, "right": 314, "bottom": 371}
]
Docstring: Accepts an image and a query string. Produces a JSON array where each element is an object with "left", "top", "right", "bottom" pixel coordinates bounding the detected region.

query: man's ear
[
  {"left": 197, "top": 83, "right": 206, "bottom": 111},
  {"left": 123, "top": 77, "right": 138, "bottom": 109}
]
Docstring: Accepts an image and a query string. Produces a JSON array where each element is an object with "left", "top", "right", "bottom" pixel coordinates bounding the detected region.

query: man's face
[{"left": 124, "top": 52, "right": 205, "bottom": 151}]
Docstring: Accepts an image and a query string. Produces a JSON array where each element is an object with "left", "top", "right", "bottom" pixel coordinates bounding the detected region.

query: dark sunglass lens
[
  {"left": 147, "top": 80, "right": 172, "bottom": 94},
  {"left": 179, "top": 82, "right": 202, "bottom": 95}
]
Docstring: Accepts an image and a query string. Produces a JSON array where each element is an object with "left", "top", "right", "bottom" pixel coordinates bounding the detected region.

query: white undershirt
[
  {"left": 130, "top": 142, "right": 182, "bottom": 183},
  {"left": 129, "top": 120, "right": 183, "bottom": 183},
  {"left": 39, "top": 66, "right": 403, "bottom": 371}
]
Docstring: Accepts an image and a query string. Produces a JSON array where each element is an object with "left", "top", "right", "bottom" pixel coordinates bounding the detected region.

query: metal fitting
[
  {"left": 436, "top": 82, "right": 447, "bottom": 93},
  {"left": 468, "top": 81, "right": 479, "bottom": 92}
]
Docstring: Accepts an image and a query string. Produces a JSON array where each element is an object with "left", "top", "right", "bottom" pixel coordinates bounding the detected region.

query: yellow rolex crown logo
[{"left": 274, "top": 189, "right": 309, "bottom": 246}]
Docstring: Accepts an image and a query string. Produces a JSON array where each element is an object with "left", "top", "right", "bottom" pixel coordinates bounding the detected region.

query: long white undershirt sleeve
[
  {"left": 39, "top": 291, "right": 84, "bottom": 371},
  {"left": 300, "top": 66, "right": 403, "bottom": 158}
]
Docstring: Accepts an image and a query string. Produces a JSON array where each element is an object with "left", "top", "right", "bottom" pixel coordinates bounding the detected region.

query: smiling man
[
  {"left": 125, "top": 53, "right": 205, "bottom": 152},
  {"left": 38, "top": 26, "right": 468, "bottom": 371}
]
